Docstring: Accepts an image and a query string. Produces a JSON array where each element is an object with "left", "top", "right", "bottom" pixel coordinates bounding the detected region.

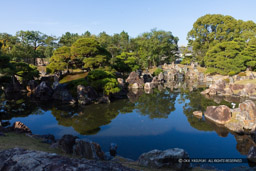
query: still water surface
[{"left": 1, "top": 88, "right": 254, "bottom": 170}]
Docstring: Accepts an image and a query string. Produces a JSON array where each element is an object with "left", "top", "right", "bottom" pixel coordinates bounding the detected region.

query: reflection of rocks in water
[
  {"left": 209, "top": 121, "right": 229, "bottom": 137},
  {"left": 234, "top": 134, "right": 256, "bottom": 155},
  {"left": 144, "top": 88, "right": 153, "bottom": 94},
  {"left": 157, "top": 84, "right": 164, "bottom": 92},
  {"left": 127, "top": 89, "right": 144, "bottom": 103},
  {"left": 202, "top": 94, "right": 250, "bottom": 104}
]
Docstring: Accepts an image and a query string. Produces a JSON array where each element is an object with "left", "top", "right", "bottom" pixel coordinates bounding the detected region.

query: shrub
[
  {"left": 153, "top": 68, "right": 163, "bottom": 76},
  {"left": 237, "top": 72, "right": 246, "bottom": 77},
  {"left": 224, "top": 78, "right": 230, "bottom": 83},
  {"left": 87, "top": 69, "right": 120, "bottom": 95}
]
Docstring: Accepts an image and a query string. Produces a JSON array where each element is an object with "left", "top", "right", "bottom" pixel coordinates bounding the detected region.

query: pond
[{"left": 0, "top": 86, "right": 254, "bottom": 170}]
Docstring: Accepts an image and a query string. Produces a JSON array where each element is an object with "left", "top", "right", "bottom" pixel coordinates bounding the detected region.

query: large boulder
[
  {"left": 0, "top": 148, "right": 134, "bottom": 171},
  {"left": 144, "top": 82, "right": 153, "bottom": 90},
  {"left": 138, "top": 148, "right": 190, "bottom": 169},
  {"left": 228, "top": 100, "right": 256, "bottom": 131},
  {"left": 96, "top": 96, "right": 110, "bottom": 104},
  {"left": 224, "top": 100, "right": 256, "bottom": 133},
  {"left": 73, "top": 139, "right": 104, "bottom": 160},
  {"left": 3, "top": 76, "right": 22, "bottom": 98},
  {"left": 243, "top": 83, "right": 256, "bottom": 96},
  {"left": 52, "top": 85, "right": 75, "bottom": 104},
  {"left": 204, "top": 105, "right": 231, "bottom": 125},
  {"left": 248, "top": 146, "right": 256, "bottom": 163},
  {"left": 58, "top": 134, "right": 77, "bottom": 154},
  {"left": 12, "top": 121, "right": 31, "bottom": 134},
  {"left": 229, "top": 84, "right": 245, "bottom": 91},
  {"left": 158, "top": 72, "right": 164, "bottom": 82},
  {"left": 34, "top": 81, "right": 54, "bottom": 101},
  {"left": 84, "top": 86, "right": 99, "bottom": 100},
  {"left": 125, "top": 72, "right": 144, "bottom": 88},
  {"left": 110, "top": 143, "right": 118, "bottom": 157}
]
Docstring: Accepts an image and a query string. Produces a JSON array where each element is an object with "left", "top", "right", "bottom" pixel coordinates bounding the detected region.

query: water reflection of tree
[
  {"left": 135, "top": 89, "right": 178, "bottom": 119},
  {"left": 50, "top": 99, "right": 135, "bottom": 135}
]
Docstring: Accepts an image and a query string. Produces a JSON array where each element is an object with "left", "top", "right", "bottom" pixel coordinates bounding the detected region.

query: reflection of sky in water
[
  {"left": 8, "top": 93, "right": 249, "bottom": 170},
  {"left": 94, "top": 100, "right": 201, "bottom": 137}
]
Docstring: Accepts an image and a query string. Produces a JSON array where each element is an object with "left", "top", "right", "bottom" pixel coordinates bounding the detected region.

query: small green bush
[
  {"left": 153, "top": 68, "right": 163, "bottom": 76},
  {"left": 237, "top": 72, "right": 246, "bottom": 77},
  {"left": 224, "top": 78, "right": 230, "bottom": 83},
  {"left": 87, "top": 69, "right": 120, "bottom": 95}
]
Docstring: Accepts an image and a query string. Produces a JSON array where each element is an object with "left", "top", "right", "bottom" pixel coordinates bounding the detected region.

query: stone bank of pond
[{"left": 0, "top": 88, "right": 254, "bottom": 170}]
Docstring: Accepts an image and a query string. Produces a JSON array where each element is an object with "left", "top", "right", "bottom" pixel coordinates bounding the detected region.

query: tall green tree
[
  {"left": 59, "top": 32, "right": 80, "bottom": 47},
  {"left": 187, "top": 14, "right": 238, "bottom": 65},
  {"left": 71, "top": 38, "right": 111, "bottom": 69},
  {"left": 135, "top": 29, "right": 178, "bottom": 68},
  {"left": 241, "top": 45, "right": 256, "bottom": 71},
  {"left": 16, "top": 30, "right": 47, "bottom": 64},
  {"left": 113, "top": 52, "right": 139, "bottom": 73},
  {"left": 205, "top": 41, "right": 246, "bottom": 75},
  {"left": 47, "top": 46, "right": 71, "bottom": 73},
  {"left": 187, "top": 14, "right": 256, "bottom": 65}
]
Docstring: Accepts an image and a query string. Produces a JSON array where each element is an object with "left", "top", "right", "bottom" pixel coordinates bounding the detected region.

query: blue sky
[{"left": 1, "top": 0, "right": 256, "bottom": 45}]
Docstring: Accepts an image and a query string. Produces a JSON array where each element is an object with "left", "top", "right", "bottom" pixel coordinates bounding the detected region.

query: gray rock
[
  {"left": 110, "top": 143, "right": 118, "bottom": 157},
  {"left": 52, "top": 81, "right": 59, "bottom": 90},
  {"left": 73, "top": 139, "right": 104, "bottom": 160},
  {"left": 77, "top": 85, "right": 92, "bottom": 105},
  {"left": 144, "top": 82, "right": 153, "bottom": 90},
  {"left": 204, "top": 105, "right": 231, "bottom": 125},
  {"left": 126, "top": 72, "right": 144, "bottom": 88},
  {"left": 58, "top": 134, "right": 77, "bottom": 154},
  {"left": 34, "top": 81, "right": 54, "bottom": 101},
  {"left": 0, "top": 148, "right": 135, "bottom": 171},
  {"left": 158, "top": 72, "right": 164, "bottom": 81},
  {"left": 138, "top": 148, "right": 190, "bottom": 169},
  {"left": 52, "top": 85, "right": 75, "bottom": 104},
  {"left": 96, "top": 96, "right": 110, "bottom": 104},
  {"left": 248, "top": 146, "right": 256, "bottom": 163}
]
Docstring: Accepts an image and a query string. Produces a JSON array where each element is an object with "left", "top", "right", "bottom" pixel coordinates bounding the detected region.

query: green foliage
[
  {"left": 87, "top": 69, "right": 120, "bottom": 95},
  {"left": 180, "top": 57, "right": 191, "bottom": 65},
  {"left": 47, "top": 46, "right": 71, "bottom": 73},
  {"left": 113, "top": 52, "right": 139, "bottom": 73},
  {"left": 237, "top": 72, "right": 246, "bottom": 77},
  {"left": 153, "top": 68, "right": 163, "bottom": 76},
  {"left": 205, "top": 41, "right": 246, "bottom": 75},
  {"left": 71, "top": 38, "right": 111, "bottom": 69},
  {"left": 241, "top": 45, "right": 256, "bottom": 70},
  {"left": 0, "top": 55, "right": 14, "bottom": 75},
  {"left": 188, "top": 14, "right": 256, "bottom": 65},
  {"left": 10, "top": 61, "right": 39, "bottom": 81},
  {"left": 59, "top": 32, "right": 80, "bottom": 47},
  {"left": 134, "top": 29, "right": 179, "bottom": 68},
  {"left": 136, "top": 89, "right": 177, "bottom": 119}
]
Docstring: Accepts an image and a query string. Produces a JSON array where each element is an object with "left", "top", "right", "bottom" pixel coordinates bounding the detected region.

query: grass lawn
[
  {"left": 0, "top": 133, "right": 60, "bottom": 153},
  {"left": 59, "top": 72, "right": 88, "bottom": 84}
]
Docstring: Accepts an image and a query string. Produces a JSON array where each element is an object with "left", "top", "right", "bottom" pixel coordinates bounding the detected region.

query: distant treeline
[{"left": 0, "top": 29, "right": 179, "bottom": 74}]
